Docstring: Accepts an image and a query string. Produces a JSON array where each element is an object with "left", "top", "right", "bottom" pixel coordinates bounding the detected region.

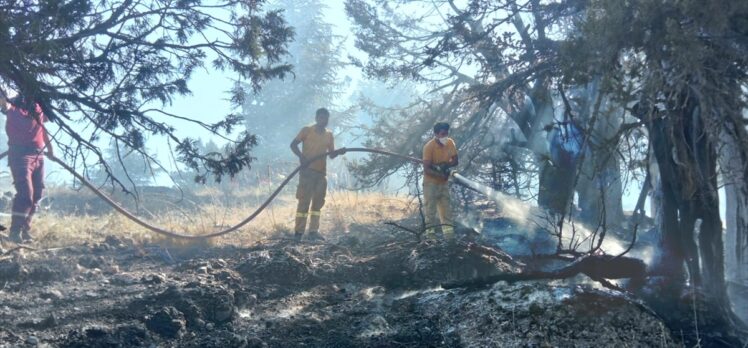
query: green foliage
[
  {"left": 564, "top": 0, "right": 748, "bottom": 105},
  {"left": 171, "top": 138, "right": 225, "bottom": 189}
]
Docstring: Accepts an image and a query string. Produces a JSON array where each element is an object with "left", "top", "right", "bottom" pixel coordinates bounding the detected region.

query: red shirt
[{"left": 5, "top": 103, "right": 48, "bottom": 149}]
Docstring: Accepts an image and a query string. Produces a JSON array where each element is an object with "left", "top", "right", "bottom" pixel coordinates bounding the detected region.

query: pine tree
[{"left": 242, "top": 0, "right": 344, "bottom": 161}]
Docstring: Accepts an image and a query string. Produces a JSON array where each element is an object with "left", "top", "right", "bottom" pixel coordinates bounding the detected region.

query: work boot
[
  {"left": 306, "top": 231, "right": 325, "bottom": 242},
  {"left": 293, "top": 231, "right": 304, "bottom": 243},
  {"left": 21, "top": 230, "right": 33, "bottom": 243},
  {"left": 8, "top": 230, "right": 23, "bottom": 244},
  {"left": 423, "top": 229, "right": 437, "bottom": 241}
]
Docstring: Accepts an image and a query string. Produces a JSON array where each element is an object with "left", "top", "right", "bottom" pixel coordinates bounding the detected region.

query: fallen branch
[
  {"left": 442, "top": 254, "right": 646, "bottom": 289},
  {"left": 1, "top": 245, "right": 38, "bottom": 256},
  {"left": 383, "top": 221, "right": 420, "bottom": 235}
]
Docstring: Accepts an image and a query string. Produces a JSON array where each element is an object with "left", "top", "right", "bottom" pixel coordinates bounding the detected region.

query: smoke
[{"left": 453, "top": 173, "right": 632, "bottom": 257}]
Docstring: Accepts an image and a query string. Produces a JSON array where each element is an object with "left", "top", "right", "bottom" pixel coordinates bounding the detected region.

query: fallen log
[{"left": 442, "top": 254, "right": 647, "bottom": 290}]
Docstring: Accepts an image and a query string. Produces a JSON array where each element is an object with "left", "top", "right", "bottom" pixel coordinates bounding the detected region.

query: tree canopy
[{"left": 0, "top": 0, "right": 294, "bottom": 186}]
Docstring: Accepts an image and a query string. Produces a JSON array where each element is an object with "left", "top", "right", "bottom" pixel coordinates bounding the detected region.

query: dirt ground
[{"left": 0, "top": 222, "right": 688, "bottom": 348}]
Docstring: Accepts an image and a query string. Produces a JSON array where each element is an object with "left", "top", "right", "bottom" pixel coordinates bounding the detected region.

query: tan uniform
[
  {"left": 294, "top": 125, "right": 333, "bottom": 234},
  {"left": 423, "top": 138, "right": 457, "bottom": 238}
]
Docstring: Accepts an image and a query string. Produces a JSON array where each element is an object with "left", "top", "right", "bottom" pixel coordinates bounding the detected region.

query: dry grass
[{"left": 24, "top": 189, "right": 416, "bottom": 249}]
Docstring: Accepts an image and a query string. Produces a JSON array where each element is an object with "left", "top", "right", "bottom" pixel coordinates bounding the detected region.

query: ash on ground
[{"left": 0, "top": 227, "right": 681, "bottom": 347}]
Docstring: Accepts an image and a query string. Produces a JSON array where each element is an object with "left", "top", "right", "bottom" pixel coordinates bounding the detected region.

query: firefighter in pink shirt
[{"left": 1, "top": 94, "right": 54, "bottom": 243}]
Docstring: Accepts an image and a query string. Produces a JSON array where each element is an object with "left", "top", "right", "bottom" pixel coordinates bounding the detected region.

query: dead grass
[{"left": 24, "top": 189, "right": 416, "bottom": 249}]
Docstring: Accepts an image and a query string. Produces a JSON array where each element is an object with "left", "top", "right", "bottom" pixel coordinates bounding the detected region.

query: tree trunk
[
  {"left": 538, "top": 159, "right": 575, "bottom": 215},
  {"left": 647, "top": 154, "right": 660, "bottom": 221},
  {"left": 646, "top": 113, "right": 691, "bottom": 282},
  {"left": 526, "top": 84, "right": 574, "bottom": 215},
  {"left": 573, "top": 81, "right": 624, "bottom": 229},
  {"left": 720, "top": 124, "right": 748, "bottom": 323},
  {"left": 577, "top": 151, "right": 625, "bottom": 228},
  {"left": 646, "top": 100, "right": 745, "bottom": 335}
]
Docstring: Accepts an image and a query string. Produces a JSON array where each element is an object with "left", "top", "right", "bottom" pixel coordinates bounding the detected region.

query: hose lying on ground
[{"left": 0, "top": 148, "right": 423, "bottom": 240}]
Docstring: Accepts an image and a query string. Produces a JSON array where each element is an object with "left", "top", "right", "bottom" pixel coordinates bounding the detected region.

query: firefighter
[
  {"left": 290, "top": 108, "right": 342, "bottom": 242},
  {"left": 422, "top": 122, "right": 458, "bottom": 239},
  {"left": 1, "top": 94, "right": 54, "bottom": 243}
]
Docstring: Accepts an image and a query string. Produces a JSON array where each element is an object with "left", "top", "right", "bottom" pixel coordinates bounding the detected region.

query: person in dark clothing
[{"left": 1, "top": 95, "right": 53, "bottom": 243}]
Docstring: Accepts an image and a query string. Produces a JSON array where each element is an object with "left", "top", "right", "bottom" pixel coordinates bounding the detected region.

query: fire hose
[{"left": 0, "top": 148, "right": 430, "bottom": 240}]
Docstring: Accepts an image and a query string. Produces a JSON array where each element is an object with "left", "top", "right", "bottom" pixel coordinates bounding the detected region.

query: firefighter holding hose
[
  {"left": 422, "top": 122, "right": 458, "bottom": 239},
  {"left": 290, "top": 108, "right": 344, "bottom": 242}
]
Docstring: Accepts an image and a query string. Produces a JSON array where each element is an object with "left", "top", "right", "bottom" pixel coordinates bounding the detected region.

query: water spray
[
  {"left": 450, "top": 172, "right": 538, "bottom": 228},
  {"left": 450, "top": 171, "right": 627, "bottom": 255}
]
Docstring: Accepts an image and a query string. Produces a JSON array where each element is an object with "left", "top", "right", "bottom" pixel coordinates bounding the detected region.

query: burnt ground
[{"left": 0, "top": 225, "right": 686, "bottom": 347}]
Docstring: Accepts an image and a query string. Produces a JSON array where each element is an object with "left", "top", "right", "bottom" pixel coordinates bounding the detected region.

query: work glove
[
  {"left": 330, "top": 147, "right": 347, "bottom": 159},
  {"left": 431, "top": 164, "right": 452, "bottom": 178}
]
